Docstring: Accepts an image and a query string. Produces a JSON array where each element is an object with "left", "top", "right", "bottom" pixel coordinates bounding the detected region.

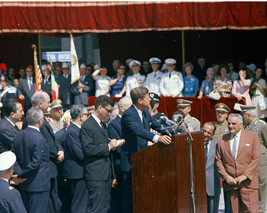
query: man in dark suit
[
  {"left": 17, "top": 65, "right": 36, "bottom": 113},
  {"left": 62, "top": 104, "right": 89, "bottom": 213},
  {"left": 0, "top": 99, "right": 24, "bottom": 153},
  {"left": 23, "top": 91, "right": 64, "bottom": 213},
  {"left": 12, "top": 108, "right": 50, "bottom": 213},
  {"left": 0, "top": 151, "right": 27, "bottom": 213},
  {"left": 57, "top": 63, "right": 73, "bottom": 111},
  {"left": 108, "top": 97, "right": 132, "bottom": 213},
  {"left": 202, "top": 122, "right": 221, "bottom": 213},
  {"left": 41, "top": 64, "right": 52, "bottom": 99},
  {"left": 216, "top": 113, "right": 261, "bottom": 213},
  {"left": 120, "top": 86, "right": 171, "bottom": 213},
  {"left": 80, "top": 95, "right": 125, "bottom": 213},
  {"left": 71, "top": 64, "right": 94, "bottom": 106}
]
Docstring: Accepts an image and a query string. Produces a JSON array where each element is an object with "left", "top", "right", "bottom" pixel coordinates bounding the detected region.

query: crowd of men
[{"left": 0, "top": 55, "right": 266, "bottom": 213}]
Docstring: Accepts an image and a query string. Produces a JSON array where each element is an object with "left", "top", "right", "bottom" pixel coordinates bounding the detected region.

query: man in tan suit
[{"left": 216, "top": 113, "right": 261, "bottom": 213}]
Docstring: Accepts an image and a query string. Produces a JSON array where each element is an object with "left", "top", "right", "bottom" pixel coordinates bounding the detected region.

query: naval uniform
[
  {"left": 184, "top": 115, "right": 200, "bottom": 132},
  {"left": 245, "top": 118, "right": 267, "bottom": 213},
  {"left": 125, "top": 73, "right": 145, "bottom": 97},
  {"left": 159, "top": 71, "right": 183, "bottom": 97},
  {"left": 143, "top": 71, "right": 162, "bottom": 95}
]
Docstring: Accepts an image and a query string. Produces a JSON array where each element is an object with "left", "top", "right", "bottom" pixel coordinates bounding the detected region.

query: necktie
[
  {"left": 232, "top": 135, "right": 237, "bottom": 159},
  {"left": 142, "top": 111, "right": 146, "bottom": 127},
  {"left": 205, "top": 142, "right": 208, "bottom": 162},
  {"left": 101, "top": 121, "right": 106, "bottom": 129},
  {"left": 28, "top": 78, "right": 32, "bottom": 90},
  {"left": 169, "top": 72, "right": 171, "bottom": 79},
  {"left": 154, "top": 73, "right": 156, "bottom": 78},
  {"left": 44, "top": 77, "right": 48, "bottom": 84}
]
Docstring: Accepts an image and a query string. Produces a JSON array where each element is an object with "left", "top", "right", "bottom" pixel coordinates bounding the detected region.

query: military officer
[
  {"left": 148, "top": 92, "right": 166, "bottom": 120},
  {"left": 240, "top": 105, "right": 267, "bottom": 213},
  {"left": 0, "top": 151, "right": 27, "bottom": 213},
  {"left": 49, "top": 99, "right": 64, "bottom": 133},
  {"left": 213, "top": 103, "right": 230, "bottom": 140},
  {"left": 143, "top": 57, "right": 162, "bottom": 95},
  {"left": 125, "top": 60, "right": 146, "bottom": 97},
  {"left": 177, "top": 99, "right": 200, "bottom": 132},
  {"left": 159, "top": 58, "right": 184, "bottom": 97}
]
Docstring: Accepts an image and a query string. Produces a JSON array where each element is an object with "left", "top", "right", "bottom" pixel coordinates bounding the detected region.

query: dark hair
[
  {"left": 94, "top": 95, "right": 114, "bottom": 109},
  {"left": 130, "top": 86, "right": 149, "bottom": 105},
  {"left": 171, "top": 110, "right": 185, "bottom": 119},
  {"left": 70, "top": 104, "right": 86, "bottom": 120},
  {"left": 238, "top": 67, "right": 251, "bottom": 80},
  {"left": 203, "top": 121, "right": 216, "bottom": 133},
  {"left": 219, "top": 64, "right": 230, "bottom": 73},
  {"left": 150, "top": 99, "right": 155, "bottom": 109},
  {"left": 3, "top": 99, "right": 20, "bottom": 117}
]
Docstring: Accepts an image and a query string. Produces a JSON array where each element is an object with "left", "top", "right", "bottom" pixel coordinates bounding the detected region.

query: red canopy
[{"left": 0, "top": 1, "right": 266, "bottom": 34}]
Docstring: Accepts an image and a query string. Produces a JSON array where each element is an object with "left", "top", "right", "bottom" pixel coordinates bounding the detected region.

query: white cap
[
  {"left": 41, "top": 64, "right": 48, "bottom": 70},
  {"left": 80, "top": 64, "right": 86, "bottom": 69},
  {"left": 129, "top": 60, "right": 141, "bottom": 68},
  {"left": 165, "top": 58, "right": 176, "bottom": 65},
  {"left": 0, "top": 151, "right": 16, "bottom": 172},
  {"left": 149, "top": 57, "right": 161, "bottom": 64},
  {"left": 62, "top": 63, "right": 69, "bottom": 68}
]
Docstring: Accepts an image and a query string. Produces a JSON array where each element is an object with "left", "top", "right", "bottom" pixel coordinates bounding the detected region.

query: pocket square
[{"left": 245, "top": 144, "right": 251, "bottom": 147}]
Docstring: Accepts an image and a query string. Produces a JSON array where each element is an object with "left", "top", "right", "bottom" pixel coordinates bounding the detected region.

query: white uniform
[
  {"left": 125, "top": 73, "right": 146, "bottom": 97},
  {"left": 95, "top": 75, "right": 111, "bottom": 97},
  {"left": 159, "top": 71, "right": 184, "bottom": 97},
  {"left": 143, "top": 70, "right": 162, "bottom": 95}
]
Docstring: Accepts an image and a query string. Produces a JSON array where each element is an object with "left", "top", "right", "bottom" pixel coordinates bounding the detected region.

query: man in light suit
[
  {"left": 71, "top": 64, "right": 94, "bottom": 106},
  {"left": 17, "top": 65, "right": 36, "bottom": 113},
  {"left": 12, "top": 108, "right": 50, "bottom": 213},
  {"left": 0, "top": 99, "right": 24, "bottom": 153},
  {"left": 216, "top": 113, "right": 261, "bottom": 213},
  {"left": 80, "top": 95, "right": 125, "bottom": 213},
  {"left": 120, "top": 86, "right": 171, "bottom": 213},
  {"left": 202, "top": 122, "right": 221, "bottom": 213}
]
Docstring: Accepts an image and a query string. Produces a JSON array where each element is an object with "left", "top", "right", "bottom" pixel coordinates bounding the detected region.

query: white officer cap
[
  {"left": 165, "top": 58, "right": 176, "bottom": 65},
  {"left": 0, "top": 151, "right": 16, "bottom": 172},
  {"left": 149, "top": 57, "right": 161, "bottom": 64},
  {"left": 80, "top": 64, "right": 86, "bottom": 69},
  {"left": 62, "top": 63, "right": 69, "bottom": 68},
  {"left": 130, "top": 60, "right": 141, "bottom": 68},
  {"left": 41, "top": 64, "right": 48, "bottom": 70}
]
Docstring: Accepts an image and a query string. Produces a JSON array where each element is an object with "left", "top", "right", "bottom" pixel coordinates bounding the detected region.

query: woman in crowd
[
  {"left": 198, "top": 67, "right": 215, "bottom": 99},
  {"left": 213, "top": 64, "right": 232, "bottom": 97},
  {"left": 92, "top": 67, "right": 111, "bottom": 97},
  {"left": 182, "top": 62, "right": 199, "bottom": 97},
  {"left": 250, "top": 67, "right": 267, "bottom": 118},
  {"left": 18, "top": 66, "right": 26, "bottom": 79},
  {"left": 109, "top": 64, "right": 127, "bottom": 97},
  {"left": 232, "top": 67, "right": 252, "bottom": 105}
]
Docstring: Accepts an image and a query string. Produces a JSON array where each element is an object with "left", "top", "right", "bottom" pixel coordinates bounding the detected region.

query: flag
[
  {"left": 70, "top": 33, "right": 80, "bottom": 84},
  {"left": 33, "top": 46, "right": 43, "bottom": 91},
  {"left": 50, "top": 64, "right": 59, "bottom": 101}
]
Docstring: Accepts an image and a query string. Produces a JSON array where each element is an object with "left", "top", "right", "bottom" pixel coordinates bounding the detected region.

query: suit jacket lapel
[
  {"left": 44, "top": 118, "right": 55, "bottom": 138},
  {"left": 90, "top": 116, "right": 108, "bottom": 139},
  {"left": 224, "top": 134, "right": 234, "bottom": 160},
  {"left": 236, "top": 130, "right": 246, "bottom": 160},
  {"left": 131, "top": 105, "right": 142, "bottom": 125}
]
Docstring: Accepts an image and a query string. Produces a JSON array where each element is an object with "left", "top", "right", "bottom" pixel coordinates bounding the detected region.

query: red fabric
[
  {"left": 0, "top": 2, "right": 266, "bottom": 34},
  {"left": 88, "top": 96, "right": 240, "bottom": 125}
]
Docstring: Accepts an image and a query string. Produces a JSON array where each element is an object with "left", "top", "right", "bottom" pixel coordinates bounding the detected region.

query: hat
[
  {"left": 0, "top": 75, "right": 8, "bottom": 82},
  {"left": 50, "top": 99, "right": 62, "bottom": 109},
  {"left": 176, "top": 99, "right": 192, "bottom": 107},
  {"left": 62, "top": 63, "right": 69, "bottom": 68},
  {"left": 165, "top": 58, "right": 176, "bottom": 65},
  {"left": 149, "top": 92, "right": 160, "bottom": 102},
  {"left": 94, "top": 64, "right": 100, "bottom": 70},
  {"left": 0, "top": 151, "right": 16, "bottom": 172},
  {"left": 126, "top": 59, "right": 133, "bottom": 65},
  {"left": 41, "top": 64, "right": 48, "bottom": 70},
  {"left": 240, "top": 105, "right": 256, "bottom": 114},
  {"left": 129, "top": 60, "right": 141, "bottom": 68},
  {"left": 246, "top": 63, "right": 256, "bottom": 73},
  {"left": 26, "top": 65, "right": 33, "bottom": 70},
  {"left": 80, "top": 64, "right": 86, "bottom": 69},
  {"left": 149, "top": 57, "right": 161, "bottom": 64},
  {"left": 87, "top": 105, "right": 95, "bottom": 114},
  {"left": 0, "top": 63, "right": 7, "bottom": 70},
  {"left": 215, "top": 103, "right": 230, "bottom": 113}
]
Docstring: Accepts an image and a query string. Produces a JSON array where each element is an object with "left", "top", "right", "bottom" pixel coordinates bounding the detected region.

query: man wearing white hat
[
  {"left": 0, "top": 151, "right": 27, "bottom": 213},
  {"left": 125, "top": 60, "right": 146, "bottom": 97},
  {"left": 159, "top": 58, "right": 184, "bottom": 97},
  {"left": 143, "top": 57, "right": 162, "bottom": 95}
]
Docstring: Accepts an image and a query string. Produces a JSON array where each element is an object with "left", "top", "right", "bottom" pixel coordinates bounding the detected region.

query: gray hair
[
  {"left": 0, "top": 165, "right": 14, "bottom": 175},
  {"left": 228, "top": 113, "right": 243, "bottom": 123},
  {"left": 27, "top": 108, "right": 43, "bottom": 125},
  {"left": 118, "top": 97, "right": 132, "bottom": 113},
  {"left": 31, "top": 91, "right": 45, "bottom": 106},
  {"left": 184, "top": 62, "right": 193, "bottom": 72},
  {"left": 207, "top": 67, "right": 215, "bottom": 75},
  {"left": 70, "top": 105, "right": 86, "bottom": 120},
  {"left": 245, "top": 110, "right": 258, "bottom": 117}
]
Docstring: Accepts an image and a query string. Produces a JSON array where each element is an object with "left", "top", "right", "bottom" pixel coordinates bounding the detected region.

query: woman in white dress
[
  {"left": 92, "top": 67, "right": 111, "bottom": 97},
  {"left": 250, "top": 68, "right": 267, "bottom": 119}
]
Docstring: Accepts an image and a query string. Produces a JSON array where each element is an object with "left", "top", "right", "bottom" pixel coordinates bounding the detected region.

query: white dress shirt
[{"left": 230, "top": 130, "right": 241, "bottom": 159}]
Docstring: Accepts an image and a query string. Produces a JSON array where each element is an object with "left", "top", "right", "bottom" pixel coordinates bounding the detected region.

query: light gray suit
[{"left": 206, "top": 138, "right": 221, "bottom": 213}]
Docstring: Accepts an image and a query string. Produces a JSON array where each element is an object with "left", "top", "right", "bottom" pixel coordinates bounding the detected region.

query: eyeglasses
[
  {"left": 103, "top": 106, "right": 112, "bottom": 113},
  {"left": 62, "top": 68, "right": 69, "bottom": 70}
]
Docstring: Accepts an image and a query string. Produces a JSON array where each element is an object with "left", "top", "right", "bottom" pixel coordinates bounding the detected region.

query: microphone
[{"left": 159, "top": 116, "right": 177, "bottom": 127}]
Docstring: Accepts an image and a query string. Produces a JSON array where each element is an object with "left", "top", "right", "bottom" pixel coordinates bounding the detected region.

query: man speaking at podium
[{"left": 120, "top": 86, "right": 171, "bottom": 213}]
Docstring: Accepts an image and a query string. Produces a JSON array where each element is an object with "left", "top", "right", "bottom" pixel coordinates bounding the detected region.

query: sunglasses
[{"left": 103, "top": 106, "right": 112, "bottom": 113}]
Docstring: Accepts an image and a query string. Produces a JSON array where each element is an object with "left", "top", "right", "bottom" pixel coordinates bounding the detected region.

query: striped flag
[
  {"left": 49, "top": 63, "right": 59, "bottom": 101},
  {"left": 70, "top": 33, "right": 80, "bottom": 84},
  {"left": 33, "top": 47, "right": 43, "bottom": 91}
]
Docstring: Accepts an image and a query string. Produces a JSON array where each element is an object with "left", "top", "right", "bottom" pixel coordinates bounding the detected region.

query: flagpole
[
  {"left": 32, "top": 44, "right": 38, "bottom": 91},
  {"left": 38, "top": 34, "right": 42, "bottom": 69}
]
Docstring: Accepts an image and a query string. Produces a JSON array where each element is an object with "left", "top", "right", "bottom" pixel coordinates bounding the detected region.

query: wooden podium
[{"left": 131, "top": 132, "right": 207, "bottom": 213}]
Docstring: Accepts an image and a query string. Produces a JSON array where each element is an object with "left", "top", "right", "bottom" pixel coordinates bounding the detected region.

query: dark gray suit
[
  {"left": 206, "top": 138, "right": 221, "bottom": 213},
  {"left": 17, "top": 77, "right": 36, "bottom": 113},
  {"left": 41, "top": 75, "right": 52, "bottom": 100},
  {"left": 57, "top": 75, "right": 73, "bottom": 111}
]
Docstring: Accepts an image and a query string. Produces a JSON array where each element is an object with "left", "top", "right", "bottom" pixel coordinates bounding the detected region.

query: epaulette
[{"left": 9, "top": 186, "right": 14, "bottom": 190}]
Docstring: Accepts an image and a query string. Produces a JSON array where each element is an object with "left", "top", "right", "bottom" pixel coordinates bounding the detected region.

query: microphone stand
[
  {"left": 160, "top": 124, "right": 176, "bottom": 136},
  {"left": 184, "top": 123, "right": 196, "bottom": 213}
]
